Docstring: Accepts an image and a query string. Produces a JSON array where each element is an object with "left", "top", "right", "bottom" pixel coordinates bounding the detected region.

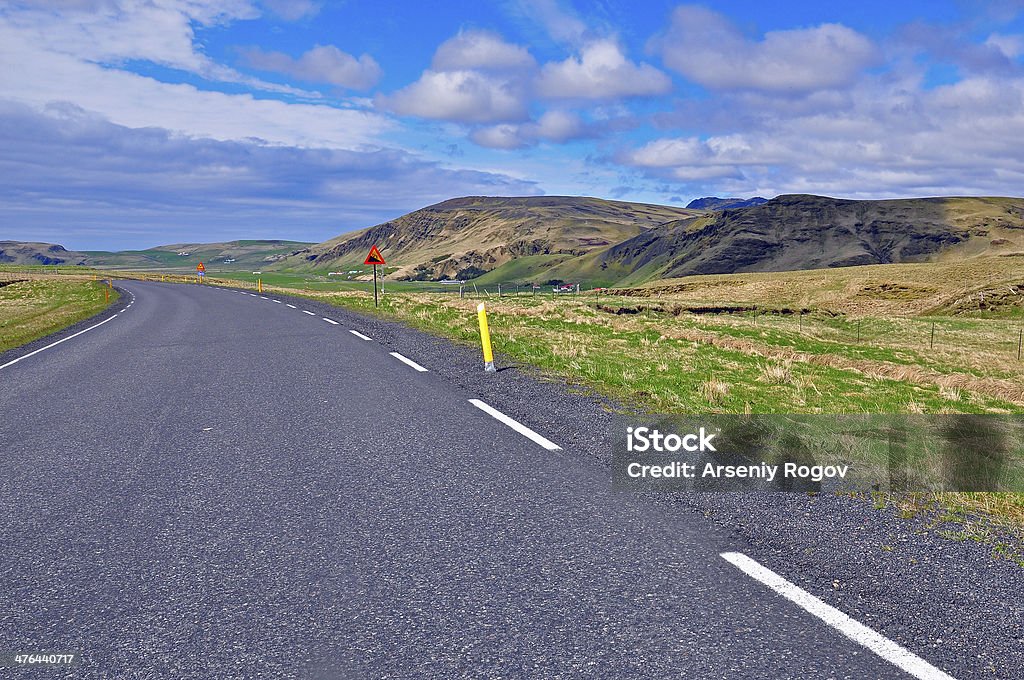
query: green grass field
[{"left": 0, "top": 276, "right": 118, "bottom": 353}]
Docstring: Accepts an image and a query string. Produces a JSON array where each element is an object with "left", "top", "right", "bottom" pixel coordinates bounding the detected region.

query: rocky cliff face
[{"left": 602, "top": 195, "right": 1019, "bottom": 278}]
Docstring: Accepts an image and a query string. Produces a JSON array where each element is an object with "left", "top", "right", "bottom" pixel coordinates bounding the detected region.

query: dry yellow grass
[
  {"left": 759, "top": 359, "right": 794, "bottom": 385},
  {"left": 700, "top": 377, "right": 730, "bottom": 404},
  {"left": 621, "top": 255, "right": 1024, "bottom": 317}
]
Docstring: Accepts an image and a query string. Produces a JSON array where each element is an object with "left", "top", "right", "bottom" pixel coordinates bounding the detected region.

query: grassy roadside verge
[{"left": 0, "top": 278, "right": 119, "bottom": 353}]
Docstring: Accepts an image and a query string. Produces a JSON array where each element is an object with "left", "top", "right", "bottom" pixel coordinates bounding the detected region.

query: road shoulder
[{"left": 0, "top": 283, "right": 123, "bottom": 367}]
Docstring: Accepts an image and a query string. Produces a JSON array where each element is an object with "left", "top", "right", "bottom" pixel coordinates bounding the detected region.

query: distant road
[{"left": 0, "top": 281, "right": 969, "bottom": 678}]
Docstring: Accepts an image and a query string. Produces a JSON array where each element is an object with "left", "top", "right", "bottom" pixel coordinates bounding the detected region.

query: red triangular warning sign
[{"left": 364, "top": 245, "right": 386, "bottom": 266}]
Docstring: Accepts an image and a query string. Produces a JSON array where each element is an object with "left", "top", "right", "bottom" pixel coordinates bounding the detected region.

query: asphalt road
[{"left": 0, "top": 280, "right": 1010, "bottom": 678}]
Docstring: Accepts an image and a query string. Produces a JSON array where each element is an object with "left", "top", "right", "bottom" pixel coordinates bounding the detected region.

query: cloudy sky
[{"left": 2, "top": 0, "right": 1023, "bottom": 249}]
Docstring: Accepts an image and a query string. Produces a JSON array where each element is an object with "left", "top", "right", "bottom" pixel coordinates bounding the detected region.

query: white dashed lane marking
[
  {"left": 323, "top": 318, "right": 339, "bottom": 325},
  {"left": 719, "top": 552, "right": 956, "bottom": 680},
  {"left": 389, "top": 352, "right": 428, "bottom": 372},
  {"left": 467, "top": 399, "right": 562, "bottom": 451},
  {"left": 349, "top": 330, "right": 372, "bottom": 341},
  {"left": 302, "top": 310, "right": 316, "bottom": 316}
]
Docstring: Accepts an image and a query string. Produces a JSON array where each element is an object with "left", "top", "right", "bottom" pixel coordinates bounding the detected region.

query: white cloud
[
  {"left": 512, "top": 0, "right": 587, "bottom": 45},
  {"left": 0, "top": 1, "right": 393, "bottom": 147},
  {"left": 899, "top": 22, "right": 1024, "bottom": 76},
  {"left": 534, "top": 109, "right": 585, "bottom": 140},
  {"left": 431, "top": 29, "right": 536, "bottom": 72},
  {"left": 378, "top": 70, "right": 528, "bottom": 124},
  {"left": 622, "top": 69, "right": 1024, "bottom": 197},
  {"left": 0, "top": 25, "right": 390, "bottom": 149},
  {"left": 242, "top": 44, "right": 382, "bottom": 90},
  {"left": 379, "top": 31, "right": 534, "bottom": 123},
  {"left": 470, "top": 124, "right": 527, "bottom": 149},
  {"left": 628, "top": 137, "right": 708, "bottom": 167},
  {"left": 0, "top": 0, "right": 320, "bottom": 95},
  {"left": 654, "top": 5, "right": 878, "bottom": 93},
  {"left": 470, "top": 109, "right": 589, "bottom": 149},
  {"left": 261, "top": 0, "right": 320, "bottom": 21},
  {"left": 7, "top": 0, "right": 253, "bottom": 75},
  {"left": 985, "top": 33, "right": 1024, "bottom": 59},
  {"left": 536, "top": 39, "right": 671, "bottom": 99}
]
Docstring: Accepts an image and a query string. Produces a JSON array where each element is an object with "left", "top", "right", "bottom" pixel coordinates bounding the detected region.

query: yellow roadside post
[
  {"left": 258, "top": 278, "right": 263, "bottom": 294},
  {"left": 477, "top": 302, "right": 496, "bottom": 373}
]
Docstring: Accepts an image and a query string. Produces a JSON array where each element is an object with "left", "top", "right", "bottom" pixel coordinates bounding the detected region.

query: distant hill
[
  {"left": 84, "top": 240, "right": 313, "bottom": 270},
  {"left": 0, "top": 241, "right": 88, "bottom": 266},
  {"left": 0, "top": 240, "right": 312, "bottom": 270},
  {"left": 282, "top": 196, "right": 705, "bottom": 282},
  {"left": 686, "top": 196, "right": 769, "bottom": 210},
  {"left": 599, "top": 194, "right": 1024, "bottom": 283}
]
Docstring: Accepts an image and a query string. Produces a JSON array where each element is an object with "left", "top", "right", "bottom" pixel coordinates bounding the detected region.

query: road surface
[{"left": 0, "top": 281, "right": 999, "bottom": 678}]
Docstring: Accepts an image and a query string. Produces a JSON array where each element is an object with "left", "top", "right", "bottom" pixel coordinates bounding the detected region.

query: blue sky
[{"left": 1, "top": 0, "right": 1023, "bottom": 250}]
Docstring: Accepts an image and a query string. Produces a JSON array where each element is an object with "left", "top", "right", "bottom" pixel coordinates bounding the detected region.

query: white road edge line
[
  {"left": 302, "top": 310, "right": 316, "bottom": 315},
  {"left": 286, "top": 304, "right": 297, "bottom": 309},
  {"left": 349, "top": 330, "right": 372, "bottom": 341},
  {"left": 0, "top": 314, "right": 119, "bottom": 371},
  {"left": 389, "top": 351, "right": 428, "bottom": 372},
  {"left": 719, "top": 552, "right": 956, "bottom": 680},
  {"left": 323, "top": 318, "right": 339, "bottom": 325},
  {"left": 468, "top": 399, "right": 562, "bottom": 451}
]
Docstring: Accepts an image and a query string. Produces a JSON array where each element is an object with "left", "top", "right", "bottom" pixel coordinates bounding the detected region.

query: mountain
[
  {"left": 686, "top": 197, "right": 769, "bottom": 210},
  {"left": 281, "top": 196, "right": 705, "bottom": 282},
  {"left": 0, "top": 241, "right": 89, "bottom": 266},
  {"left": 598, "top": 194, "right": 1024, "bottom": 283}
]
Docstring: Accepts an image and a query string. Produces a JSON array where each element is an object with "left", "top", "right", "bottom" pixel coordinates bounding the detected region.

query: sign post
[
  {"left": 364, "top": 246, "right": 386, "bottom": 307},
  {"left": 197, "top": 262, "right": 205, "bottom": 283}
]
